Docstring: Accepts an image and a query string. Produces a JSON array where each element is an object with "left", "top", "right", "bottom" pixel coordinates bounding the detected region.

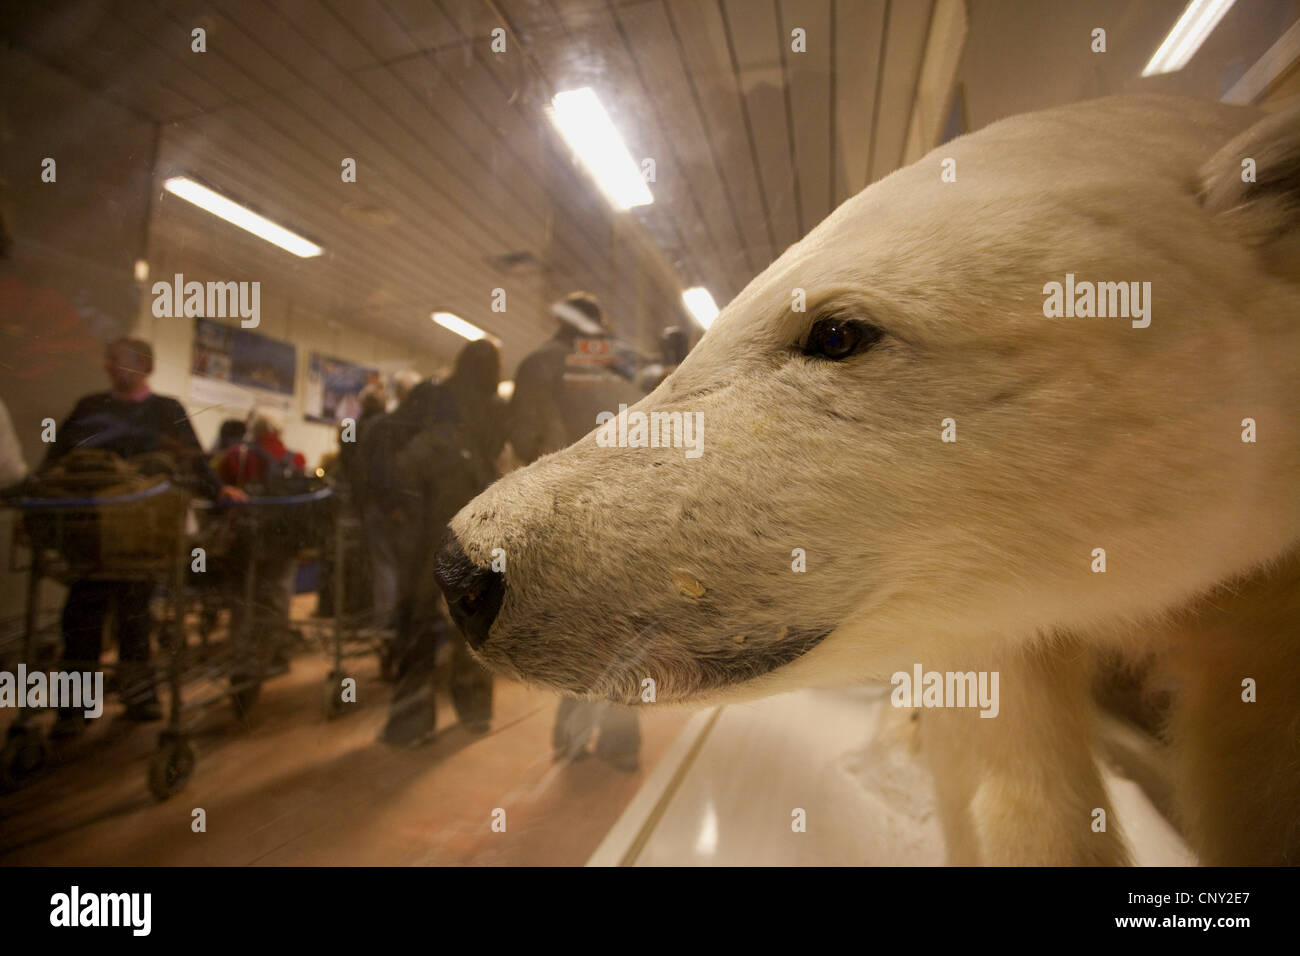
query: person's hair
[
  {"left": 247, "top": 410, "right": 281, "bottom": 439},
  {"left": 451, "top": 338, "right": 501, "bottom": 396},
  {"left": 661, "top": 326, "right": 690, "bottom": 366},
  {"left": 216, "top": 419, "right": 247, "bottom": 450},
  {"left": 105, "top": 336, "right": 154, "bottom": 374},
  {"left": 358, "top": 383, "right": 387, "bottom": 416},
  {"left": 392, "top": 369, "right": 423, "bottom": 403}
]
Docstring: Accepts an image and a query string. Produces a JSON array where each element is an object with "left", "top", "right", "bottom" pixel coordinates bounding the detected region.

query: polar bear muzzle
[
  {"left": 436, "top": 533, "right": 505, "bottom": 650},
  {"left": 433, "top": 525, "right": 836, "bottom": 702}
]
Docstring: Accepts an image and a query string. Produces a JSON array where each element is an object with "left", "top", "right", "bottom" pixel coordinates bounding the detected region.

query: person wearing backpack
[
  {"left": 380, "top": 340, "right": 506, "bottom": 746},
  {"left": 217, "top": 411, "right": 306, "bottom": 488}
]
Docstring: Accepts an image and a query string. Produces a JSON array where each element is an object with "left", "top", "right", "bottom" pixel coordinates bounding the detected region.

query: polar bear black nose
[{"left": 434, "top": 531, "right": 505, "bottom": 650}]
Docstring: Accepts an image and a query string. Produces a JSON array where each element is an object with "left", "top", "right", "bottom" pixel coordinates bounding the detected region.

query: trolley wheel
[
  {"left": 1, "top": 724, "right": 48, "bottom": 792},
  {"left": 147, "top": 733, "right": 194, "bottom": 801},
  {"left": 323, "top": 670, "right": 347, "bottom": 719}
]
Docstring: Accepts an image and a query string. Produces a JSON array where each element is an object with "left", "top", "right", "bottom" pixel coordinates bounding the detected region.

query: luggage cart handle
[
  {"left": 191, "top": 486, "right": 334, "bottom": 509},
  {"left": 6, "top": 480, "right": 180, "bottom": 510}
]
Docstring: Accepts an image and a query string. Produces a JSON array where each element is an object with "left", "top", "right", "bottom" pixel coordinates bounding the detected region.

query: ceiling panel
[
  {"left": 664, "top": 0, "right": 777, "bottom": 275},
  {"left": 833, "top": 0, "right": 887, "bottom": 204},
  {"left": 15, "top": 0, "right": 1282, "bottom": 374},
  {"left": 867, "top": 0, "right": 934, "bottom": 183},
  {"left": 721, "top": 0, "right": 802, "bottom": 257},
  {"left": 780, "top": 0, "right": 834, "bottom": 234}
]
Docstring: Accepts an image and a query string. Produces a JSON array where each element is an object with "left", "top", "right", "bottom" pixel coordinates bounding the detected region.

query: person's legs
[
  {"left": 227, "top": 538, "right": 258, "bottom": 680},
  {"left": 552, "top": 697, "right": 599, "bottom": 762},
  {"left": 448, "top": 624, "right": 492, "bottom": 732},
  {"left": 594, "top": 704, "right": 641, "bottom": 772},
  {"left": 381, "top": 526, "right": 438, "bottom": 746},
  {"left": 255, "top": 553, "right": 296, "bottom": 670},
  {"left": 61, "top": 579, "right": 111, "bottom": 667},
  {"left": 363, "top": 504, "right": 398, "bottom": 631},
  {"left": 381, "top": 621, "right": 438, "bottom": 746},
  {"left": 114, "top": 579, "right": 160, "bottom": 718},
  {"left": 54, "top": 580, "right": 112, "bottom": 736}
]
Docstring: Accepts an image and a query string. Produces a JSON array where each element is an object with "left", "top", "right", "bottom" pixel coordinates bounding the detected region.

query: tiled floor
[{"left": 0, "top": 626, "right": 690, "bottom": 866}]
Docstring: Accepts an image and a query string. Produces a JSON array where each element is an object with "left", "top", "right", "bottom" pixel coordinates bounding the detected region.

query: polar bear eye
[{"left": 803, "top": 317, "right": 882, "bottom": 360}]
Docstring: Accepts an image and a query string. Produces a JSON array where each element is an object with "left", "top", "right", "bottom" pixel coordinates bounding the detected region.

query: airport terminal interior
[{"left": 1, "top": 0, "right": 1298, "bottom": 866}]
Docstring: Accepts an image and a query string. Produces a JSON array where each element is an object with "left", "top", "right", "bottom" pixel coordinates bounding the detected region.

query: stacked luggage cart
[
  {"left": 1, "top": 475, "right": 342, "bottom": 800},
  {"left": 2, "top": 479, "right": 192, "bottom": 798}
]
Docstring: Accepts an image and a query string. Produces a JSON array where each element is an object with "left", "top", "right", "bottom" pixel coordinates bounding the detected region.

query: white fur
[{"left": 449, "top": 95, "right": 1300, "bottom": 864}]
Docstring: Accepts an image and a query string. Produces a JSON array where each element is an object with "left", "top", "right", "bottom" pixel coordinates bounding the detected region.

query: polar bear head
[{"left": 437, "top": 95, "right": 1300, "bottom": 706}]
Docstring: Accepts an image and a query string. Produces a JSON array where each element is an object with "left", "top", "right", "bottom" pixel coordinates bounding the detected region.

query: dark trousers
[
  {"left": 62, "top": 579, "right": 155, "bottom": 704},
  {"left": 384, "top": 457, "right": 494, "bottom": 736},
  {"left": 553, "top": 697, "right": 641, "bottom": 760},
  {"left": 389, "top": 603, "right": 492, "bottom": 726},
  {"left": 227, "top": 541, "right": 295, "bottom": 674}
]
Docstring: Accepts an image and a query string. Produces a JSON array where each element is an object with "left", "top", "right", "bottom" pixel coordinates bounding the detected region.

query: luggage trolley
[
  {"left": 296, "top": 481, "right": 396, "bottom": 719},
  {"left": 1, "top": 481, "right": 192, "bottom": 798},
  {"left": 193, "top": 485, "right": 335, "bottom": 720}
]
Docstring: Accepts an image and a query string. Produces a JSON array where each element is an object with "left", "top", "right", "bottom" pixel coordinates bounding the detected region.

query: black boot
[{"left": 380, "top": 681, "right": 436, "bottom": 747}]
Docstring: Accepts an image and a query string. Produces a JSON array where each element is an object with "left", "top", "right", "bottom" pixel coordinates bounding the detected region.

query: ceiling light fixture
[
  {"left": 548, "top": 88, "right": 653, "bottom": 210},
  {"left": 682, "top": 287, "right": 719, "bottom": 329},
  {"left": 163, "top": 176, "right": 323, "bottom": 257},
  {"left": 431, "top": 311, "right": 490, "bottom": 341},
  {"left": 1141, "top": 0, "right": 1238, "bottom": 77}
]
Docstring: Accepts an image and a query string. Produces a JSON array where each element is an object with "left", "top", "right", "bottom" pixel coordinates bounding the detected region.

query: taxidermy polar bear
[{"left": 437, "top": 95, "right": 1300, "bottom": 865}]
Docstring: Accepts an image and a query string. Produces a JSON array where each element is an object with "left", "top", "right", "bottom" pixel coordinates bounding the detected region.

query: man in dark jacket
[
  {"left": 42, "top": 337, "right": 244, "bottom": 732},
  {"left": 381, "top": 340, "right": 506, "bottom": 746},
  {"left": 508, "top": 293, "right": 647, "bottom": 772}
]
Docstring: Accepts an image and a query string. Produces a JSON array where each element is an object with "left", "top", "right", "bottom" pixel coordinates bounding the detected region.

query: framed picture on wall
[{"left": 304, "top": 352, "right": 377, "bottom": 425}]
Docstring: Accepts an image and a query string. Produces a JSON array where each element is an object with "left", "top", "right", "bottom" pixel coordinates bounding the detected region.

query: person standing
[
  {"left": 508, "top": 293, "right": 646, "bottom": 772},
  {"left": 41, "top": 337, "right": 245, "bottom": 734},
  {"left": 216, "top": 411, "right": 306, "bottom": 677},
  {"left": 355, "top": 371, "right": 422, "bottom": 635},
  {"left": 381, "top": 340, "right": 507, "bottom": 745}
]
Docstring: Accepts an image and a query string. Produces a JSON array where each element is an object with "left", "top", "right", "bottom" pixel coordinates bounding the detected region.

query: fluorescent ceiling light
[
  {"left": 549, "top": 88, "right": 653, "bottom": 210},
  {"left": 1141, "top": 0, "right": 1237, "bottom": 77},
  {"left": 682, "top": 287, "right": 719, "bottom": 329},
  {"left": 432, "top": 311, "right": 489, "bottom": 341},
  {"left": 163, "top": 176, "right": 323, "bottom": 257}
]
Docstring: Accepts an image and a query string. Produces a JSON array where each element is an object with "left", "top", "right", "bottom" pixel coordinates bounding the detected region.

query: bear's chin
[{"left": 477, "top": 622, "right": 836, "bottom": 706}]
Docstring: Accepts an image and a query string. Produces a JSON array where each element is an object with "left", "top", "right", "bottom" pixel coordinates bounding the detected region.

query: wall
[
  {"left": 0, "top": 49, "right": 450, "bottom": 629},
  {"left": 0, "top": 50, "right": 158, "bottom": 626},
  {"left": 133, "top": 243, "right": 447, "bottom": 473},
  {"left": 0, "top": 48, "right": 155, "bottom": 472}
]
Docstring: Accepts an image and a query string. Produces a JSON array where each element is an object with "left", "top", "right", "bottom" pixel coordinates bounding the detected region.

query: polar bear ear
[{"left": 1199, "top": 101, "right": 1300, "bottom": 274}]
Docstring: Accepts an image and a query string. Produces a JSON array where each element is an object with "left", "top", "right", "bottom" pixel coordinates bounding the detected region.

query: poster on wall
[
  {"left": 304, "top": 353, "right": 377, "bottom": 425},
  {"left": 190, "top": 317, "right": 296, "bottom": 415}
]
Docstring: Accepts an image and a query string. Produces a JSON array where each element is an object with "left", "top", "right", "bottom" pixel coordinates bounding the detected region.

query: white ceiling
[{"left": 6, "top": 0, "right": 1298, "bottom": 371}]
